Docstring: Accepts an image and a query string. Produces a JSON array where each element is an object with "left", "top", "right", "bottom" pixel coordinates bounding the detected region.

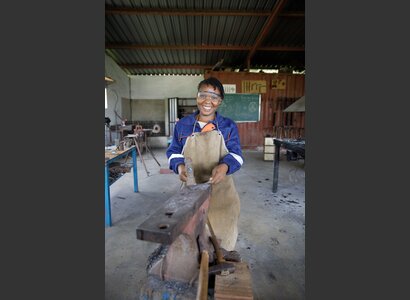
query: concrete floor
[{"left": 105, "top": 147, "right": 305, "bottom": 300}]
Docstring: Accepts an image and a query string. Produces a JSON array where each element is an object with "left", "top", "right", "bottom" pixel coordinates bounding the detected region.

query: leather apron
[{"left": 182, "top": 130, "right": 240, "bottom": 251}]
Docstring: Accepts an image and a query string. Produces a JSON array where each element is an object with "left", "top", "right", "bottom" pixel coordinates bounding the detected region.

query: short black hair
[{"left": 197, "top": 77, "right": 225, "bottom": 99}]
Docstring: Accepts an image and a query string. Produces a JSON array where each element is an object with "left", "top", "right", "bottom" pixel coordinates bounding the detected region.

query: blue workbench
[{"left": 105, "top": 146, "right": 138, "bottom": 227}]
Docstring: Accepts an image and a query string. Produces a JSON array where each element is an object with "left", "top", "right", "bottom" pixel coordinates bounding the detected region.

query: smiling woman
[
  {"left": 166, "top": 76, "right": 243, "bottom": 251},
  {"left": 195, "top": 80, "right": 224, "bottom": 122}
]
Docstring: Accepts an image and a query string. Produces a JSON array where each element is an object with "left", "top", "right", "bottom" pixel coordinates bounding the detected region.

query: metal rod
[
  {"left": 105, "top": 163, "right": 112, "bottom": 227},
  {"left": 133, "top": 137, "right": 150, "bottom": 176},
  {"left": 132, "top": 147, "right": 138, "bottom": 192},
  {"left": 272, "top": 140, "right": 280, "bottom": 193}
]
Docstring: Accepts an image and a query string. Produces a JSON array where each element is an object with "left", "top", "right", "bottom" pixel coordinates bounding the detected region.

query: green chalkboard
[{"left": 218, "top": 93, "right": 261, "bottom": 122}]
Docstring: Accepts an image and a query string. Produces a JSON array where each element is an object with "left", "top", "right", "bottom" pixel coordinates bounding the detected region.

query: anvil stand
[
  {"left": 136, "top": 183, "right": 253, "bottom": 300},
  {"left": 137, "top": 184, "right": 212, "bottom": 298}
]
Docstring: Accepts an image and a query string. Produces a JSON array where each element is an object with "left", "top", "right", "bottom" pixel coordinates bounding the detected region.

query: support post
[{"left": 272, "top": 139, "right": 281, "bottom": 193}]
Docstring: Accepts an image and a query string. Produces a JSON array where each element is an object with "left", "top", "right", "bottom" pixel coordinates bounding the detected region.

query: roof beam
[
  {"left": 280, "top": 11, "right": 304, "bottom": 17},
  {"left": 106, "top": 44, "right": 304, "bottom": 51},
  {"left": 119, "top": 64, "right": 214, "bottom": 69},
  {"left": 118, "top": 63, "right": 306, "bottom": 72},
  {"left": 105, "top": 7, "right": 303, "bottom": 17},
  {"left": 246, "top": 0, "right": 288, "bottom": 69},
  {"left": 258, "top": 46, "right": 304, "bottom": 51},
  {"left": 106, "top": 7, "right": 270, "bottom": 16},
  {"left": 107, "top": 44, "right": 249, "bottom": 51}
]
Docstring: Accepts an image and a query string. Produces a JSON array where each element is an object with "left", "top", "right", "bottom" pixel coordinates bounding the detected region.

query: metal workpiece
[
  {"left": 136, "top": 183, "right": 211, "bottom": 245},
  {"left": 184, "top": 157, "right": 196, "bottom": 186}
]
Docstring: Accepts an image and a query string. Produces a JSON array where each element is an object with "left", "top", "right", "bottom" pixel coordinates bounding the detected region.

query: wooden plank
[
  {"left": 136, "top": 183, "right": 211, "bottom": 244},
  {"left": 215, "top": 262, "right": 254, "bottom": 300},
  {"left": 196, "top": 251, "right": 209, "bottom": 300},
  {"left": 105, "top": 149, "right": 127, "bottom": 160}
]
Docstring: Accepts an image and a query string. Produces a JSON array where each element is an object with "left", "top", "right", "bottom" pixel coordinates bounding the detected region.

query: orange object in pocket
[{"left": 201, "top": 123, "right": 216, "bottom": 132}]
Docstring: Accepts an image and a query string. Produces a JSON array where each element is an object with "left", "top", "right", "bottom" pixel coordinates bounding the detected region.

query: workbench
[
  {"left": 105, "top": 146, "right": 138, "bottom": 227},
  {"left": 272, "top": 139, "right": 305, "bottom": 193}
]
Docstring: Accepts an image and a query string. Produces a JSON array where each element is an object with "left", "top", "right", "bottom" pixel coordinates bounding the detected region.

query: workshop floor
[{"left": 105, "top": 148, "right": 305, "bottom": 300}]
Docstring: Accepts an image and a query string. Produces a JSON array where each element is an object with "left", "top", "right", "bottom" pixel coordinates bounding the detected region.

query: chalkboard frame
[{"left": 218, "top": 93, "right": 261, "bottom": 122}]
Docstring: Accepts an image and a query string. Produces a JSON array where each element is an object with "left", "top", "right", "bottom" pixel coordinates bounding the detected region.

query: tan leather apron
[{"left": 182, "top": 130, "right": 240, "bottom": 251}]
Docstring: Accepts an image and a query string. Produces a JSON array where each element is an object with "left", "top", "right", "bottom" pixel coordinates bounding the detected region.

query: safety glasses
[{"left": 197, "top": 91, "right": 222, "bottom": 104}]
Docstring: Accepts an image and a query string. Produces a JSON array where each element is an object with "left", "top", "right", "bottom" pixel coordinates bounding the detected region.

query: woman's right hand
[{"left": 178, "top": 164, "right": 187, "bottom": 182}]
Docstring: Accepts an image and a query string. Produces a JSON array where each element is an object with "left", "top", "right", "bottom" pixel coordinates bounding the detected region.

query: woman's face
[{"left": 196, "top": 84, "right": 222, "bottom": 118}]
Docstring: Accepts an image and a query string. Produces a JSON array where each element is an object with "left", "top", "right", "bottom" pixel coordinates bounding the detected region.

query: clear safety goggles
[{"left": 197, "top": 91, "right": 222, "bottom": 104}]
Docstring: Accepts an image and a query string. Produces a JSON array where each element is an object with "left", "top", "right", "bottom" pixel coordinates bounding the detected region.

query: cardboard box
[
  {"left": 264, "top": 153, "right": 274, "bottom": 161},
  {"left": 264, "top": 137, "right": 274, "bottom": 146},
  {"left": 264, "top": 145, "right": 275, "bottom": 154}
]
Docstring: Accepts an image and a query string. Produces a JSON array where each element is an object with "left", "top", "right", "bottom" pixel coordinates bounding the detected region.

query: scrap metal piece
[{"left": 208, "top": 262, "right": 236, "bottom": 276}]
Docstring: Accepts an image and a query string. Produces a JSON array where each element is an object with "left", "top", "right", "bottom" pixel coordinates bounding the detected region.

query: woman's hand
[
  {"left": 210, "top": 164, "right": 228, "bottom": 185},
  {"left": 178, "top": 164, "right": 187, "bottom": 182}
]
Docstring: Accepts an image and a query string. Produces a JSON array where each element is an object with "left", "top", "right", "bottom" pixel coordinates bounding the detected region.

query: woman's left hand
[{"left": 209, "top": 164, "right": 228, "bottom": 185}]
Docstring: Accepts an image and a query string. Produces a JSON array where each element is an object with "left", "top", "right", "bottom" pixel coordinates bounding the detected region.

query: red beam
[
  {"left": 280, "top": 11, "right": 304, "bottom": 17},
  {"left": 258, "top": 46, "right": 304, "bottom": 51},
  {"left": 246, "top": 0, "right": 288, "bottom": 69}
]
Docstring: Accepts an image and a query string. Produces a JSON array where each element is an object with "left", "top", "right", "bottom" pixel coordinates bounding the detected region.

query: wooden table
[{"left": 105, "top": 146, "right": 138, "bottom": 227}]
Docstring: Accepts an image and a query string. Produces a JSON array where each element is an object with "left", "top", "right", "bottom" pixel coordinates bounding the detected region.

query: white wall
[
  {"left": 105, "top": 55, "right": 130, "bottom": 125},
  {"left": 132, "top": 99, "right": 164, "bottom": 121},
  {"left": 129, "top": 75, "right": 204, "bottom": 138},
  {"left": 129, "top": 75, "right": 203, "bottom": 99},
  {"left": 105, "top": 56, "right": 205, "bottom": 142},
  {"left": 121, "top": 98, "right": 131, "bottom": 121}
]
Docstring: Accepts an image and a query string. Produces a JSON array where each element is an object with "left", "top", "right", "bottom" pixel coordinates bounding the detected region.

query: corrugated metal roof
[{"left": 105, "top": 0, "right": 305, "bottom": 75}]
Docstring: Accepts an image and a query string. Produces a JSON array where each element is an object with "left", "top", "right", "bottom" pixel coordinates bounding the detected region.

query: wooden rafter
[
  {"left": 105, "top": 4, "right": 304, "bottom": 74},
  {"left": 246, "top": 0, "right": 288, "bottom": 69}
]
